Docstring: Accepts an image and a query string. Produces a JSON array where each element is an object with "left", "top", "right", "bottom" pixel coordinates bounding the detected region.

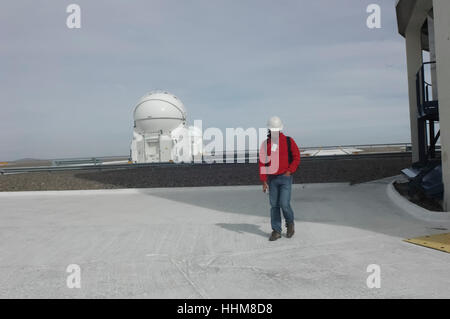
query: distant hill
[
  {"left": 2, "top": 158, "right": 53, "bottom": 168},
  {"left": 14, "top": 158, "right": 48, "bottom": 163}
]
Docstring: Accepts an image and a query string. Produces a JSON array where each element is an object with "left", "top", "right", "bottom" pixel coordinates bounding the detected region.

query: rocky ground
[
  {"left": 394, "top": 181, "right": 443, "bottom": 212},
  {"left": 0, "top": 154, "right": 412, "bottom": 191}
]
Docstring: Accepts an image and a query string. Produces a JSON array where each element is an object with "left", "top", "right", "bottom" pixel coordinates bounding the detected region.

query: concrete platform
[{"left": 0, "top": 178, "right": 449, "bottom": 298}]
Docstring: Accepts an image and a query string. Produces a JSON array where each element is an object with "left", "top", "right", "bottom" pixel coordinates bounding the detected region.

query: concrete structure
[
  {"left": 1, "top": 179, "right": 449, "bottom": 298},
  {"left": 396, "top": 0, "right": 450, "bottom": 210}
]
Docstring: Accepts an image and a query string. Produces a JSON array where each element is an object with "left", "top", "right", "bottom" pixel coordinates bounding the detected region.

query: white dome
[{"left": 133, "top": 91, "right": 187, "bottom": 134}]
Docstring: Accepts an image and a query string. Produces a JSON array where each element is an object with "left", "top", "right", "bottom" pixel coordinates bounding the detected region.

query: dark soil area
[
  {"left": 0, "top": 154, "right": 412, "bottom": 191},
  {"left": 393, "top": 181, "right": 443, "bottom": 212}
]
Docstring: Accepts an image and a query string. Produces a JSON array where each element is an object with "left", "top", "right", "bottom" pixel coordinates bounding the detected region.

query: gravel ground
[
  {"left": 0, "top": 154, "right": 412, "bottom": 191},
  {"left": 394, "top": 181, "right": 443, "bottom": 211}
]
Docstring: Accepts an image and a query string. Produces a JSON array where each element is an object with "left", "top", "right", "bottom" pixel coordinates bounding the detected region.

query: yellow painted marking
[{"left": 404, "top": 233, "right": 450, "bottom": 253}]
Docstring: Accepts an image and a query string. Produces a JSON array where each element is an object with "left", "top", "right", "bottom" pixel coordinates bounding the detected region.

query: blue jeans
[{"left": 268, "top": 174, "right": 295, "bottom": 234}]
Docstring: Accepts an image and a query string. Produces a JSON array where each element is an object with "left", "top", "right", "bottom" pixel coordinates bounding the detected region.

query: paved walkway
[{"left": 1, "top": 178, "right": 449, "bottom": 298}]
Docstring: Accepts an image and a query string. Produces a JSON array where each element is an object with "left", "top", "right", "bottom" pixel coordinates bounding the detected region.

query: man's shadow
[{"left": 216, "top": 223, "right": 270, "bottom": 238}]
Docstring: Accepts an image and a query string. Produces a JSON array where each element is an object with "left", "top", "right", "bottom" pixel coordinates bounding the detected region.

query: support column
[
  {"left": 402, "top": 0, "right": 434, "bottom": 162},
  {"left": 427, "top": 13, "right": 438, "bottom": 100},
  {"left": 433, "top": 0, "right": 450, "bottom": 211},
  {"left": 404, "top": 27, "right": 423, "bottom": 162}
]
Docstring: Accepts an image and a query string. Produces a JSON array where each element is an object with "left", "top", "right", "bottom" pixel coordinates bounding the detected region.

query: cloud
[{"left": 0, "top": 0, "right": 409, "bottom": 160}]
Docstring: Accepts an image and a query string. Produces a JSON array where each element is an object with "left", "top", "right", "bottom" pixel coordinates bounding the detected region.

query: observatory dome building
[{"left": 130, "top": 91, "right": 202, "bottom": 163}]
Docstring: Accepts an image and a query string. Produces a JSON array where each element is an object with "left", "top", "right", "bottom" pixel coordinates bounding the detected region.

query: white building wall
[{"left": 433, "top": 0, "right": 450, "bottom": 210}]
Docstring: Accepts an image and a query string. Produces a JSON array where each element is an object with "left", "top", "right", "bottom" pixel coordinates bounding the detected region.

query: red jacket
[{"left": 259, "top": 132, "right": 301, "bottom": 182}]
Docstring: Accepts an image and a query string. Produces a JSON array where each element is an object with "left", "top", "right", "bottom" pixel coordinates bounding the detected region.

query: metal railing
[
  {"left": 0, "top": 143, "right": 414, "bottom": 175},
  {"left": 52, "top": 157, "right": 102, "bottom": 166},
  {"left": 416, "top": 61, "right": 439, "bottom": 119},
  {"left": 416, "top": 61, "right": 440, "bottom": 163}
]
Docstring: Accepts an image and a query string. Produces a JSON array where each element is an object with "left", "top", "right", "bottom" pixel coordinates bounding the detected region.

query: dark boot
[
  {"left": 286, "top": 223, "right": 295, "bottom": 238},
  {"left": 269, "top": 231, "right": 281, "bottom": 241}
]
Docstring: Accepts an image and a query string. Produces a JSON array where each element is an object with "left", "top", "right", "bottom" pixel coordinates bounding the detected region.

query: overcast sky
[{"left": 1, "top": 0, "right": 410, "bottom": 160}]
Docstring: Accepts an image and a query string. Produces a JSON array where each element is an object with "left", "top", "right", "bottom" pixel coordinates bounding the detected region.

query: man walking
[{"left": 259, "top": 116, "right": 301, "bottom": 241}]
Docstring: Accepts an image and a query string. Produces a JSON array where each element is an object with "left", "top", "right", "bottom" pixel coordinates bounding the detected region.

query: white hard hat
[{"left": 267, "top": 116, "right": 283, "bottom": 131}]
